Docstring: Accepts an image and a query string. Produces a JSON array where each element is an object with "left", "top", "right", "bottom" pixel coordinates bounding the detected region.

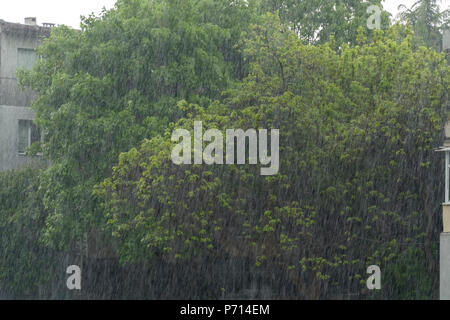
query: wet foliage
[{"left": 1, "top": 0, "right": 449, "bottom": 299}]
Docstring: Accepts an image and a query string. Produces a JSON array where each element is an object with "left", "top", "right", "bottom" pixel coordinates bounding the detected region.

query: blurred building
[
  {"left": 0, "top": 18, "right": 51, "bottom": 171},
  {"left": 444, "top": 29, "right": 450, "bottom": 54}
]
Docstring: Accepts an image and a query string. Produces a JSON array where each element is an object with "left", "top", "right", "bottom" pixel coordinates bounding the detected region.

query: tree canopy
[
  {"left": 398, "top": 0, "right": 450, "bottom": 50},
  {"left": 259, "top": 0, "right": 391, "bottom": 44},
  {"left": 96, "top": 17, "right": 450, "bottom": 298},
  {"left": 4, "top": 0, "right": 450, "bottom": 299},
  {"left": 19, "top": 0, "right": 257, "bottom": 250}
]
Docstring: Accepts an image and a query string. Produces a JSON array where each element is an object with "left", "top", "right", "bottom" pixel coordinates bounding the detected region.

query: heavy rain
[{"left": 0, "top": 0, "right": 449, "bottom": 303}]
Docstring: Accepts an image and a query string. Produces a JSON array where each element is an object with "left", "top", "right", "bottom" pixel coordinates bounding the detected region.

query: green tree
[
  {"left": 258, "top": 0, "right": 390, "bottom": 45},
  {"left": 19, "top": 0, "right": 257, "bottom": 250},
  {"left": 0, "top": 168, "right": 61, "bottom": 298},
  {"left": 12, "top": 1, "right": 450, "bottom": 299},
  {"left": 97, "top": 15, "right": 450, "bottom": 299},
  {"left": 398, "top": 0, "right": 450, "bottom": 50}
]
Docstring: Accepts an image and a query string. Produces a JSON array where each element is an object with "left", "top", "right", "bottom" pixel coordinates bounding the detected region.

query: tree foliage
[
  {"left": 398, "top": 0, "right": 450, "bottom": 50},
  {"left": 258, "top": 0, "right": 391, "bottom": 45},
  {"left": 18, "top": 0, "right": 257, "bottom": 250},
  {"left": 0, "top": 168, "right": 61, "bottom": 298},
  {"left": 6, "top": 0, "right": 450, "bottom": 299},
  {"left": 97, "top": 16, "right": 450, "bottom": 298}
]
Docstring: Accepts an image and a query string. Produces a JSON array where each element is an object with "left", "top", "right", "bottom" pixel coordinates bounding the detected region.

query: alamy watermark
[
  {"left": 366, "top": 265, "right": 381, "bottom": 290},
  {"left": 171, "top": 121, "right": 280, "bottom": 176},
  {"left": 367, "top": 5, "right": 381, "bottom": 30},
  {"left": 66, "top": 265, "right": 81, "bottom": 290}
]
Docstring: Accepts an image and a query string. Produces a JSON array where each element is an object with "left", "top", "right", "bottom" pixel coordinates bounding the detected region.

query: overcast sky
[{"left": 0, "top": 0, "right": 448, "bottom": 29}]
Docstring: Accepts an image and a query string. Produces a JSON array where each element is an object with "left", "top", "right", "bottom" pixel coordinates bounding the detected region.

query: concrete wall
[
  {"left": 0, "top": 20, "right": 49, "bottom": 107},
  {"left": 441, "top": 233, "right": 450, "bottom": 299},
  {"left": 0, "top": 20, "right": 50, "bottom": 171},
  {"left": 0, "top": 105, "right": 44, "bottom": 171}
]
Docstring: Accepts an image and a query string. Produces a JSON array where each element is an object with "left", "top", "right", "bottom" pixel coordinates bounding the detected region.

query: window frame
[
  {"left": 16, "top": 48, "right": 38, "bottom": 71},
  {"left": 18, "top": 119, "right": 42, "bottom": 156}
]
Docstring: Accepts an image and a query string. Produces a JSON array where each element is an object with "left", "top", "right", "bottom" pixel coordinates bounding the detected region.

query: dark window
[{"left": 18, "top": 120, "right": 40, "bottom": 154}]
